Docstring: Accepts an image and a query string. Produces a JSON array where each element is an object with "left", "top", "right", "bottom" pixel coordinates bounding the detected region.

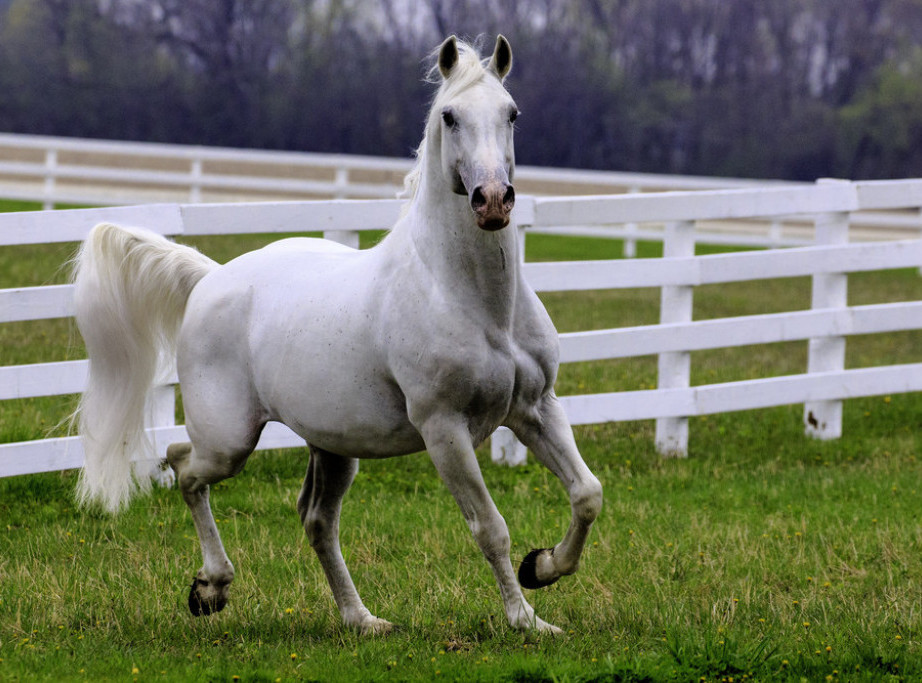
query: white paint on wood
[
  {"left": 655, "top": 220, "right": 695, "bottom": 456},
  {"left": 804, "top": 200, "right": 850, "bottom": 439},
  {"left": 6, "top": 176, "right": 922, "bottom": 477}
]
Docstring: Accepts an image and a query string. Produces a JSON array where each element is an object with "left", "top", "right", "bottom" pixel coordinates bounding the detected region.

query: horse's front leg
[
  {"left": 418, "top": 416, "right": 562, "bottom": 634},
  {"left": 509, "top": 393, "right": 603, "bottom": 590}
]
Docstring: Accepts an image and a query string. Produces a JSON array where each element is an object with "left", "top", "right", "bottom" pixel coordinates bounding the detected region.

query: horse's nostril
[
  {"left": 470, "top": 186, "right": 487, "bottom": 211},
  {"left": 503, "top": 185, "right": 515, "bottom": 207}
]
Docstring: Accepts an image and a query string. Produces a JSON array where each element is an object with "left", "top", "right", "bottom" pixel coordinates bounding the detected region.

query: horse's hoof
[
  {"left": 187, "top": 577, "right": 227, "bottom": 616},
  {"left": 518, "top": 548, "right": 560, "bottom": 590},
  {"left": 359, "top": 617, "right": 396, "bottom": 636}
]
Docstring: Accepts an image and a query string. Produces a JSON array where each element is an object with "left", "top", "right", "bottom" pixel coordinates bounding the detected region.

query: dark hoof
[
  {"left": 518, "top": 548, "right": 560, "bottom": 590},
  {"left": 188, "top": 577, "right": 227, "bottom": 617}
]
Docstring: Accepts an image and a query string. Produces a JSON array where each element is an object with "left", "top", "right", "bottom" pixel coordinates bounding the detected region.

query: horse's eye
[
  {"left": 509, "top": 109, "right": 519, "bottom": 124},
  {"left": 442, "top": 109, "right": 456, "bottom": 128}
]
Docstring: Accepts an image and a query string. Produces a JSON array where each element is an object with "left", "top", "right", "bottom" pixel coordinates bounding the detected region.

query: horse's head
[{"left": 434, "top": 36, "right": 518, "bottom": 231}]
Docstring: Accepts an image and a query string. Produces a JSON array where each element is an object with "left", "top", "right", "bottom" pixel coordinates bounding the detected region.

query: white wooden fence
[
  {"left": 0, "top": 132, "right": 775, "bottom": 210},
  {"left": 3, "top": 132, "right": 922, "bottom": 252},
  {"left": 3, "top": 178, "right": 922, "bottom": 478}
]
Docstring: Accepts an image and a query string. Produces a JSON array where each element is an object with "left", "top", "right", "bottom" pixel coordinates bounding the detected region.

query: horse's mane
[{"left": 399, "top": 39, "right": 497, "bottom": 211}]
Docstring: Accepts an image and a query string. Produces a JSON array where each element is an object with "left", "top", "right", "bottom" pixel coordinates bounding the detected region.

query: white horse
[{"left": 72, "top": 36, "right": 602, "bottom": 634}]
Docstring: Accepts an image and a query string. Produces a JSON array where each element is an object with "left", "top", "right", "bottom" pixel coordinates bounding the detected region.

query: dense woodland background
[{"left": 2, "top": 0, "right": 922, "bottom": 180}]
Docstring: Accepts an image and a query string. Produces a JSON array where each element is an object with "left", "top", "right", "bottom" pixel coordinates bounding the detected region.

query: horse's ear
[
  {"left": 438, "top": 36, "right": 459, "bottom": 79},
  {"left": 488, "top": 35, "right": 512, "bottom": 80}
]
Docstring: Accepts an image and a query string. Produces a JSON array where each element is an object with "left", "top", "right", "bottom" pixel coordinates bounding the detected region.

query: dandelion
[
  {"left": 291, "top": 653, "right": 298, "bottom": 661},
  {"left": 131, "top": 667, "right": 140, "bottom": 675},
  {"left": 285, "top": 608, "right": 294, "bottom": 615}
]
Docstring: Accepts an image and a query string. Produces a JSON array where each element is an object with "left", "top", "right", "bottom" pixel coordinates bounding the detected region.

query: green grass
[{"left": 3, "top": 205, "right": 922, "bottom": 680}]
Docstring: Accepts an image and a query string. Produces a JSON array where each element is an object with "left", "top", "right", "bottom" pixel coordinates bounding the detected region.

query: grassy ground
[{"left": 3, "top": 204, "right": 922, "bottom": 681}]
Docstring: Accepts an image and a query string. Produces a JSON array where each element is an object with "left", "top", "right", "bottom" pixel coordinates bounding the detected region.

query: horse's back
[{"left": 259, "top": 237, "right": 357, "bottom": 256}]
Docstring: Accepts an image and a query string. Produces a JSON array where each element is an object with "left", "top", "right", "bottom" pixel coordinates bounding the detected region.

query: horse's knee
[
  {"left": 469, "top": 516, "right": 511, "bottom": 561},
  {"left": 299, "top": 496, "right": 334, "bottom": 548},
  {"left": 167, "top": 442, "right": 193, "bottom": 473},
  {"left": 573, "top": 475, "right": 603, "bottom": 523},
  {"left": 171, "top": 442, "right": 251, "bottom": 493},
  {"left": 303, "top": 513, "right": 328, "bottom": 547}
]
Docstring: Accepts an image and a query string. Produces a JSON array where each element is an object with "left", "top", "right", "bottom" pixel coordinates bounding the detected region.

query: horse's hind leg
[
  {"left": 298, "top": 446, "right": 393, "bottom": 634},
  {"left": 167, "top": 435, "right": 256, "bottom": 616},
  {"left": 510, "top": 394, "right": 603, "bottom": 590}
]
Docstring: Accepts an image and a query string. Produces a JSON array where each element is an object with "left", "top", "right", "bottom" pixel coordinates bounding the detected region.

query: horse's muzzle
[{"left": 470, "top": 180, "right": 515, "bottom": 231}]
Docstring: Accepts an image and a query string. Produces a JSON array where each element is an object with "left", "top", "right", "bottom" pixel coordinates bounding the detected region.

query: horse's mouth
[{"left": 477, "top": 215, "right": 510, "bottom": 231}]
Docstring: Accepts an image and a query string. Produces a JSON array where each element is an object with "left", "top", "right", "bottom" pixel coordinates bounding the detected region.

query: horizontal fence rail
[
  {"left": 3, "top": 177, "right": 922, "bottom": 476},
  {"left": 3, "top": 131, "right": 922, "bottom": 251},
  {"left": 0, "top": 132, "right": 776, "bottom": 208}
]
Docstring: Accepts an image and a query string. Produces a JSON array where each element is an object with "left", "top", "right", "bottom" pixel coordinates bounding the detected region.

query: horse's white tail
[{"left": 72, "top": 223, "right": 218, "bottom": 513}]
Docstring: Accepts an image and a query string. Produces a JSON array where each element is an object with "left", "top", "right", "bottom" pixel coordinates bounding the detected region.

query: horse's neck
[{"left": 403, "top": 173, "right": 520, "bottom": 327}]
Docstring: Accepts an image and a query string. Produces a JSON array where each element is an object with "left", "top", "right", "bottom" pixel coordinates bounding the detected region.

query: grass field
[{"left": 3, "top": 202, "right": 922, "bottom": 681}]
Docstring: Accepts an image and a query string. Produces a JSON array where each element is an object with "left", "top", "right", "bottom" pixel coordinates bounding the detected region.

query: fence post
[
  {"left": 623, "top": 185, "right": 640, "bottom": 258},
  {"left": 190, "top": 158, "right": 203, "bottom": 203},
  {"left": 334, "top": 167, "right": 349, "bottom": 199},
  {"left": 43, "top": 149, "right": 57, "bottom": 210},
  {"left": 655, "top": 219, "right": 695, "bottom": 456},
  {"left": 804, "top": 181, "right": 850, "bottom": 439},
  {"left": 491, "top": 426, "right": 527, "bottom": 466},
  {"left": 147, "top": 384, "right": 176, "bottom": 485},
  {"left": 323, "top": 230, "right": 360, "bottom": 249},
  {"left": 769, "top": 219, "right": 783, "bottom": 248}
]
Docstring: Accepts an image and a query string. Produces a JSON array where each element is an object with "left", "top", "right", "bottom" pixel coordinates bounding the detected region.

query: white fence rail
[
  {"left": 3, "top": 178, "right": 922, "bottom": 477},
  {"left": 3, "top": 132, "right": 922, "bottom": 253},
  {"left": 0, "top": 132, "right": 777, "bottom": 209}
]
